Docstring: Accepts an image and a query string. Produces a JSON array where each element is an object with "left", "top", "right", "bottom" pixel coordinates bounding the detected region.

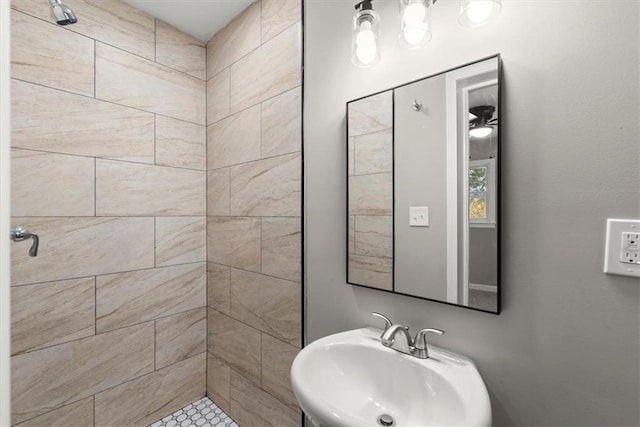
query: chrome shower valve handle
[{"left": 10, "top": 226, "right": 39, "bottom": 257}]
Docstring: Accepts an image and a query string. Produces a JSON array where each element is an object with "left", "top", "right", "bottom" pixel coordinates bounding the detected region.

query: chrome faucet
[
  {"left": 10, "top": 226, "right": 39, "bottom": 257},
  {"left": 372, "top": 312, "right": 444, "bottom": 359}
]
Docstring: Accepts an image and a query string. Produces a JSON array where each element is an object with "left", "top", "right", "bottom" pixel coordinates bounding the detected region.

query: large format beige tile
[
  {"left": 207, "top": 263, "right": 231, "bottom": 316},
  {"left": 207, "top": 105, "right": 261, "bottom": 170},
  {"left": 261, "top": 334, "right": 299, "bottom": 410},
  {"left": 230, "top": 370, "right": 299, "bottom": 427},
  {"left": 15, "top": 396, "right": 94, "bottom": 427},
  {"left": 208, "top": 309, "right": 261, "bottom": 385},
  {"left": 96, "top": 263, "right": 206, "bottom": 333},
  {"left": 262, "top": 0, "right": 301, "bottom": 42},
  {"left": 96, "top": 43, "right": 205, "bottom": 125},
  {"left": 229, "top": 23, "right": 301, "bottom": 113},
  {"left": 11, "top": 10, "right": 94, "bottom": 96},
  {"left": 354, "top": 215, "right": 393, "bottom": 258},
  {"left": 207, "top": 169, "right": 230, "bottom": 216},
  {"left": 348, "top": 90, "right": 393, "bottom": 137},
  {"left": 207, "top": 217, "right": 261, "bottom": 272},
  {"left": 12, "top": 80, "right": 154, "bottom": 163},
  {"left": 11, "top": 277, "right": 95, "bottom": 356},
  {"left": 155, "top": 308, "right": 207, "bottom": 370},
  {"left": 230, "top": 269, "right": 301, "bottom": 347},
  {"left": 354, "top": 129, "right": 393, "bottom": 175},
  {"left": 156, "top": 116, "right": 206, "bottom": 170},
  {"left": 11, "top": 322, "right": 154, "bottom": 424},
  {"left": 207, "top": 69, "right": 230, "bottom": 125},
  {"left": 11, "top": 149, "right": 95, "bottom": 217},
  {"left": 95, "top": 354, "right": 205, "bottom": 427},
  {"left": 12, "top": 0, "right": 156, "bottom": 60},
  {"left": 96, "top": 160, "right": 206, "bottom": 216},
  {"left": 229, "top": 153, "right": 301, "bottom": 216},
  {"left": 207, "top": 353, "right": 231, "bottom": 414},
  {"left": 348, "top": 173, "right": 393, "bottom": 216},
  {"left": 261, "top": 86, "right": 301, "bottom": 158},
  {"left": 155, "top": 217, "right": 206, "bottom": 267},
  {"left": 206, "top": 1, "right": 261, "bottom": 79},
  {"left": 11, "top": 217, "right": 154, "bottom": 286},
  {"left": 348, "top": 215, "right": 355, "bottom": 254},
  {"left": 156, "top": 20, "right": 206, "bottom": 80},
  {"left": 348, "top": 254, "right": 393, "bottom": 291},
  {"left": 261, "top": 217, "right": 301, "bottom": 282}
]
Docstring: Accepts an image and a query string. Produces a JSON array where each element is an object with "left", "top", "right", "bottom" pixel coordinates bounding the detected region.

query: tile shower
[{"left": 9, "top": 0, "right": 302, "bottom": 426}]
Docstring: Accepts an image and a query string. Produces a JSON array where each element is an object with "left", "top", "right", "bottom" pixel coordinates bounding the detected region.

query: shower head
[{"left": 49, "top": 0, "right": 78, "bottom": 25}]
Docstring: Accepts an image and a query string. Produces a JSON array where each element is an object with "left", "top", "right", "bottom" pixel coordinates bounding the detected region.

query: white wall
[
  {"left": 0, "top": 0, "right": 10, "bottom": 425},
  {"left": 304, "top": 1, "right": 640, "bottom": 425}
]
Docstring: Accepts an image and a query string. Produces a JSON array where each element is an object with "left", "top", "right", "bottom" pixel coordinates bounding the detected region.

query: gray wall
[
  {"left": 304, "top": 0, "right": 640, "bottom": 425},
  {"left": 395, "top": 75, "right": 448, "bottom": 299}
]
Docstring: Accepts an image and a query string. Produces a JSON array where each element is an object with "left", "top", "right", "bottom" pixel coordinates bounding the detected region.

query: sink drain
[{"left": 377, "top": 414, "right": 395, "bottom": 426}]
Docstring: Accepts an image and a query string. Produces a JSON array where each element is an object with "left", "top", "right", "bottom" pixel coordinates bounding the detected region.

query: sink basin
[{"left": 291, "top": 327, "right": 491, "bottom": 427}]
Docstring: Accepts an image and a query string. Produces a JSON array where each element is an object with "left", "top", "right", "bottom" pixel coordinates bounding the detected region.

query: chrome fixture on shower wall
[
  {"left": 352, "top": 0, "right": 501, "bottom": 67},
  {"left": 49, "top": 0, "right": 78, "bottom": 25}
]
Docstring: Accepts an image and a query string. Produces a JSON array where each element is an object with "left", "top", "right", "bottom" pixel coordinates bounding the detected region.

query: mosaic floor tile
[{"left": 149, "top": 397, "right": 238, "bottom": 427}]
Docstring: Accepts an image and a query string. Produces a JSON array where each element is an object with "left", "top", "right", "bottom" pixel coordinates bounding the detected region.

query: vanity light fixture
[
  {"left": 352, "top": 0, "right": 381, "bottom": 67},
  {"left": 398, "top": 0, "right": 434, "bottom": 49},
  {"left": 459, "top": 0, "right": 502, "bottom": 27}
]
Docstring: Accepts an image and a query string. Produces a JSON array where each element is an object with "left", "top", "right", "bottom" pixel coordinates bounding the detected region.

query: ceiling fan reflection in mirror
[{"left": 469, "top": 105, "right": 497, "bottom": 138}]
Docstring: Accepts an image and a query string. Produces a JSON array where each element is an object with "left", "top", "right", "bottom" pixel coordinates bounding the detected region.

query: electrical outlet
[
  {"left": 604, "top": 219, "right": 640, "bottom": 278},
  {"left": 620, "top": 232, "right": 640, "bottom": 264},
  {"left": 409, "top": 207, "right": 429, "bottom": 227}
]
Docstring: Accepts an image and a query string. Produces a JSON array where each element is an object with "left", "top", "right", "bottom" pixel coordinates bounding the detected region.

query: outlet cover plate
[{"left": 604, "top": 219, "right": 640, "bottom": 278}]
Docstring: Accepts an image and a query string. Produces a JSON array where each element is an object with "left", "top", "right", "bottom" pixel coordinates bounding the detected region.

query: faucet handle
[
  {"left": 413, "top": 328, "right": 444, "bottom": 350},
  {"left": 371, "top": 312, "right": 392, "bottom": 333}
]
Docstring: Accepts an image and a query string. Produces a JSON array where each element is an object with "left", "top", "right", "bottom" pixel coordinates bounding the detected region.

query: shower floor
[{"left": 149, "top": 397, "right": 238, "bottom": 427}]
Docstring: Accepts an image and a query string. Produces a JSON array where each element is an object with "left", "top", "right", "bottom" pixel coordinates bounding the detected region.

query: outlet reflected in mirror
[{"left": 346, "top": 55, "right": 501, "bottom": 313}]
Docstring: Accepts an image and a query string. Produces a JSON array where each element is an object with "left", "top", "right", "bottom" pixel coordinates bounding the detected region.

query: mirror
[{"left": 347, "top": 55, "right": 501, "bottom": 313}]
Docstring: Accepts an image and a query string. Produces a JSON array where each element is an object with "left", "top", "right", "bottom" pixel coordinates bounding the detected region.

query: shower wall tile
[
  {"left": 261, "top": 86, "right": 301, "bottom": 158},
  {"left": 205, "top": 1, "right": 261, "bottom": 79},
  {"left": 347, "top": 90, "right": 393, "bottom": 137},
  {"left": 207, "top": 105, "right": 261, "bottom": 170},
  {"left": 348, "top": 173, "right": 393, "bottom": 216},
  {"left": 11, "top": 149, "right": 95, "bottom": 217},
  {"left": 11, "top": 10, "right": 94, "bottom": 97},
  {"left": 207, "top": 353, "right": 231, "bottom": 413},
  {"left": 207, "top": 309, "right": 261, "bottom": 385},
  {"left": 94, "top": 354, "right": 206, "bottom": 427},
  {"left": 96, "top": 43, "right": 206, "bottom": 125},
  {"left": 229, "top": 153, "right": 301, "bottom": 217},
  {"left": 14, "top": 396, "right": 94, "bottom": 427},
  {"left": 12, "top": 0, "right": 156, "bottom": 60},
  {"left": 12, "top": 80, "right": 155, "bottom": 163},
  {"left": 11, "top": 322, "right": 154, "bottom": 424},
  {"left": 262, "top": 0, "right": 301, "bottom": 42},
  {"left": 207, "top": 263, "right": 231, "bottom": 316},
  {"left": 348, "top": 254, "right": 393, "bottom": 291},
  {"left": 230, "top": 370, "right": 299, "bottom": 427},
  {"left": 207, "top": 169, "right": 231, "bottom": 216},
  {"left": 207, "top": 69, "right": 230, "bottom": 125},
  {"left": 96, "top": 160, "right": 206, "bottom": 216},
  {"left": 11, "top": 277, "right": 95, "bottom": 356},
  {"left": 155, "top": 116, "right": 207, "bottom": 171},
  {"left": 207, "top": 217, "right": 261, "bottom": 272},
  {"left": 261, "top": 334, "right": 299, "bottom": 410},
  {"left": 354, "top": 215, "right": 393, "bottom": 259},
  {"left": 11, "top": 217, "right": 154, "bottom": 286},
  {"left": 155, "top": 217, "right": 207, "bottom": 267},
  {"left": 230, "top": 268, "right": 301, "bottom": 347},
  {"left": 229, "top": 23, "right": 301, "bottom": 113},
  {"left": 261, "top": 217, "right": 301, "bottom": 282},
  {"left": 155, "top": 19, "right": 206, "bottom": 80},
  {"left": 96, "top": 263, "right": 206, "bottom": 333},
  {"left": 155, "top": 308, "right": 207, "bottom": 370},
  {"left": 354, "top": 128, "right": 393, "bottom": 175}
]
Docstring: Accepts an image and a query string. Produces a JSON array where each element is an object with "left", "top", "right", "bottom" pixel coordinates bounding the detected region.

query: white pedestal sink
[{"left": 291, "top": 327, "right": 491, "bottom": 427}]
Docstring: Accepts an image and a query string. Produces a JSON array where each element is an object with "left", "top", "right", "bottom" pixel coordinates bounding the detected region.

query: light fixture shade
[
  {"left": 352, "top": 1, "right": 381, "bottom": 67},
  {"left": 398, "top": 0, "right": 433, "bottom": 49},
  {"left": 458, "top": 0, "right": 501, "bottom": 27}
]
